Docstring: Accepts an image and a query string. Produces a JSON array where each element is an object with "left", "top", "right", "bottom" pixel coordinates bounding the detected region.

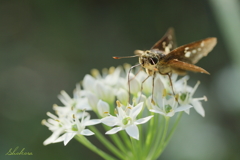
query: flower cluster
[{"left": 42, "top": 64, "right": 207, "bottom": 159}]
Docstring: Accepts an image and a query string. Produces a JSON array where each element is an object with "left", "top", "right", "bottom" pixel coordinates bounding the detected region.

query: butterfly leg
[
  {"left": 166, "top": 73, "right": 179, "bottom": 103},
  {"left": 129, "top": 67, "right": 142, "bottom": 81},
  {"left": 128, "top": 64, "right": 141, "bottom": 103},
  {"left": 138, "top": 75, "right": 151, "bottom": 103},
  {"left": 159, "top": 71, "right": 179, "bottom": 103},
  {"left": 151, "top": 72, "right": 156, "bottom": 105}
]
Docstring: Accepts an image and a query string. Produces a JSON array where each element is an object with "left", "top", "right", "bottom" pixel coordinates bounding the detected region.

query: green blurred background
[{"left": 1, "top": 0, "right": 240, "bottom": 160}]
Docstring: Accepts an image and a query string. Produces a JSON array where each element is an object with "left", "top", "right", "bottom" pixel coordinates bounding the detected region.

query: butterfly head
[{"left": 135, "top": 49, "right": 165, "bottom": 71}]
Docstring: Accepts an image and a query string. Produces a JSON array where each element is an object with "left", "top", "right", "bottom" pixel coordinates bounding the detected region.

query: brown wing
[
  {"left": 164, "top": 37, "right": 217, "bottom": 64},
  {"left": 151, "top": 28, "right": 177, "bottom": 54},
  {"left": 168, "top": 59, "right": 210, "bottom": 74}
]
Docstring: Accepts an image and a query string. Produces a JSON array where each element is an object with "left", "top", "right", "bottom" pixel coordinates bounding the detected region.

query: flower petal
[
  {"left": 43, "top": 128, "right": 64, "bottom": 145},
  {"left": 84, "top": 119, "right": 101, "bottom": 126},
  {"left": 191, "top": 100, "right": 205, "bottom": 117},
  {"left": 97, "top": 100, "right": 110, "bottom": 117},
  {"left": 116, "top": 88, "right": 129, "bottom": 106},
  {"left": 106, "top": 127, "right": 123, "bottom": 134},
  {"left": 146, "top": 96, "right": 153, "bottom": 110},
  {"left": 135, "top": 115, "right": 153, "bottom": 125},
  {"left": 86, "top": 91, "right": 99, "bottom": 111},
  {"left": 130, "top": 102, "right": 143, "bottom": 119},
  {"left": 64, "top": 132, "right": 77, "bottom": 146},
  {"left": 80, "top": 129, "right": 94, "bottom": 136},
  {"left": 149, "top": 109, "right": 166, "bottom": 116},
  {"left": 76, "top": 97, "right": 92, "bottom": 111},
  {"left": 129, "top": 73, "right": 140, "bottom": 94},
  {"left": 83, "top": 74, "right": 96, "bottom": 91},
  {"left": 166, "top": 111, "right": 175, "bottom": 117},
  {"left": 58, "top": 90, "right": 72, "bottom": 106},
  {"left": 101, "top": 116, "right": 119, "bottom": 126},
  {"left": 153, "top": 76, "right": 164, "bottom": 96},
  {"left": 184, "top": 109, "right": 190, "bottom": 114},
  {"left": 125, "top": 124, "right": 139, "bottom": 140},
  {"left": 53, "top": 134, "right": 65, "bottom": 143},
  {"left": 175, "top": 104, "right": 193, "bottom": 112}
]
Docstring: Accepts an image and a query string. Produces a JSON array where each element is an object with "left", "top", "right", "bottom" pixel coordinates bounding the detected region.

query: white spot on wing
[
  {"left": 162, "top": 41, "right": 166, "bottom": 47},
  {"left": 185, "top": 47, "right": 189, "bottom": 50},
  {"left": 168, "top": 44, "right": 172, "bottom": 49},
  {"left": 201, "top": 41, "right": 205, "bottom": 47},
  {"left": 165, "top": 47, "right": 170, "bottom": 54},
  {"left": 192, "top": 49, "right": 197, "bottom": 54},
  {"left": 185, "top": 51, "right": 191, "bottom": 57}
]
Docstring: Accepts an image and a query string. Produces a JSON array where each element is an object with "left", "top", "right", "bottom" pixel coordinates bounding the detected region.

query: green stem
[
  {"left": 119, "top": 130, "right": 132, "bottom": 149},
  {"left": 153, "top": 116, "right": 169, "bottom": 159},
  {"left": 75, "top": 135, "right": 116, "bottom": 160},
  {"left": 162, "top": 112, "right": 183, "bottom": 149},
  {"left": 88, "top": 126, "right": 125, "bottom": 159},
  {"left": 144, "top": 113, "right": 158, "bottom": 158},
  {"left": 146, "top": 115, "right": 165, "bottom": 160},
  {"left": 130, "top": 137, "right": 138, "bottom": 160},
  {"left": 103, "top": 124, "right": 127, "bottom": 153}
]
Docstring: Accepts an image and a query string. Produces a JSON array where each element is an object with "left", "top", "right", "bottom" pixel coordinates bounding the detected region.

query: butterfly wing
[
  {"left": 151, "top": 28, "right": 177, "bottom": 54},
  {"left": 167, "top": 59, "right": 210, "bottom": 75},
  {"left": 164, "top": 37, "right": 217, "bottom": 64}
]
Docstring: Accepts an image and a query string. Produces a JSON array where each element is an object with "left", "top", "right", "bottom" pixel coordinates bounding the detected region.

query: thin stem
[
  {"left": 162, "top": 112, "right": 183, "bottom": 149},
  {"left": 130, "top": 137, "right": 138, "bottom": 160},
  {"left": 153, "top": 116, "right": 169, "bottom": 159},
  {"left": 146, "top": 114, "right": 165, "bottom": 160},
  {"left": 119, "top": 130, "right": 132, "bottom": 150},
  {"left": 103, "top": 124, "right": 127, "bottom": 153},
  {"left": 88, "top": 126, "right": 125, "bottom": 159},
  {"left": 144, "top": 113, "right": 158, "bottom": 159},
  {"left": 98, "top": 105, "right": 128, "bottom": 155},
  {"left": 137, "top": 107, "right": 144, "bottom": 155},
  {"left": 75, "top": 135, "right": 116, "bottom": 160}
]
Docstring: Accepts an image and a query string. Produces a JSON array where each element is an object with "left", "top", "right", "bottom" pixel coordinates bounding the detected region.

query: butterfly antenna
[{"left": 113, "top": 55, "right": 139, "bottom": 59}]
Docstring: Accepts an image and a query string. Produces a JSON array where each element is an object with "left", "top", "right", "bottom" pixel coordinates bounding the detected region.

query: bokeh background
[{"left": 1, "top": 0, "right": 240, "bottom": 160}]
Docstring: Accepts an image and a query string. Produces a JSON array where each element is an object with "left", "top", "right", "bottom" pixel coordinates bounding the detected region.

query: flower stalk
[{"left": 42, "top": 65, "right": 207, "bottom": 159}]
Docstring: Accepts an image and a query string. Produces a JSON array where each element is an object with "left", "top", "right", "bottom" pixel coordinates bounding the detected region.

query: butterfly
[{"left": 114, "top": 28, "right": 217, "bottom": 103}]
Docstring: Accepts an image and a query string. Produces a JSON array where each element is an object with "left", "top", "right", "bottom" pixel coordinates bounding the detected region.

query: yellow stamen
[
  {"left": 151, "top": 99, "right": 156, "bottom": 105},
  {"left": 109, "top": 66, "right": 115, "bottom": 74},
  {"left": 41, "top": 119, "right": 46, "bottom": 125},
  {"left": 102, "top": 68, "right": 108, "bottom": 75},
  {"left": 91, "top": 69, "right": 100, "bottom": 78},
  {"left": 163, "top": 88, "right": 167, "bottom": 97},
  {"left": 114, "top": 108, "right": 118, "bottom": 115},
  {"left": 116, "top": 100, "right": 121, "bottom": 107},
  {"left": 123, "top": 63, "right": 131, "bottom": 69}
]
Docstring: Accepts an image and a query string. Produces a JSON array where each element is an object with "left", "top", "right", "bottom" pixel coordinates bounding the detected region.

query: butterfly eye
[{"left": 149, "top": 57, "right": 158, "bottom": 65}]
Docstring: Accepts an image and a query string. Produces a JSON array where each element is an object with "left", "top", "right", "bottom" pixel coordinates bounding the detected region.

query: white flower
[
  {"left": 134, "top": 71, "right": 153, "bottom": 96},
  {"left": 116, "top": 88, "right": 129, "bottom": 106},
  {"left": 128, "top": 73, "right": 141, "bottom": 95},
  {"left": 149, "top": 96, "right": 192, "bottom": 117},
  {"left": 54, "top": 113, "right": 101, "bottom": 146},
  {"left": 177, "top": 80, "right": 207, "bottom": 117},
  {"left": 94, "top": 81, "right": 115, "bottom": 103},
  {"left": 56, "top": 84, "right": 92, "bottom": 117},
  {"left": 101, "top": 101, "right": 153, "bottom": 140},
  {"left": 83, "top": 74, "right": 115, "bottom": 109},
  {"left": 97, "top": 100, "right": 110, "bottom": 117},
  {"left": 85, "top": 91, "right": 99, "bottom": 111},
  {"left": 42, "top": 112, "right": 65, "bottom": 145},
  {"left": 148, "top": 76, "right": 192, "bottom": 117}
]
